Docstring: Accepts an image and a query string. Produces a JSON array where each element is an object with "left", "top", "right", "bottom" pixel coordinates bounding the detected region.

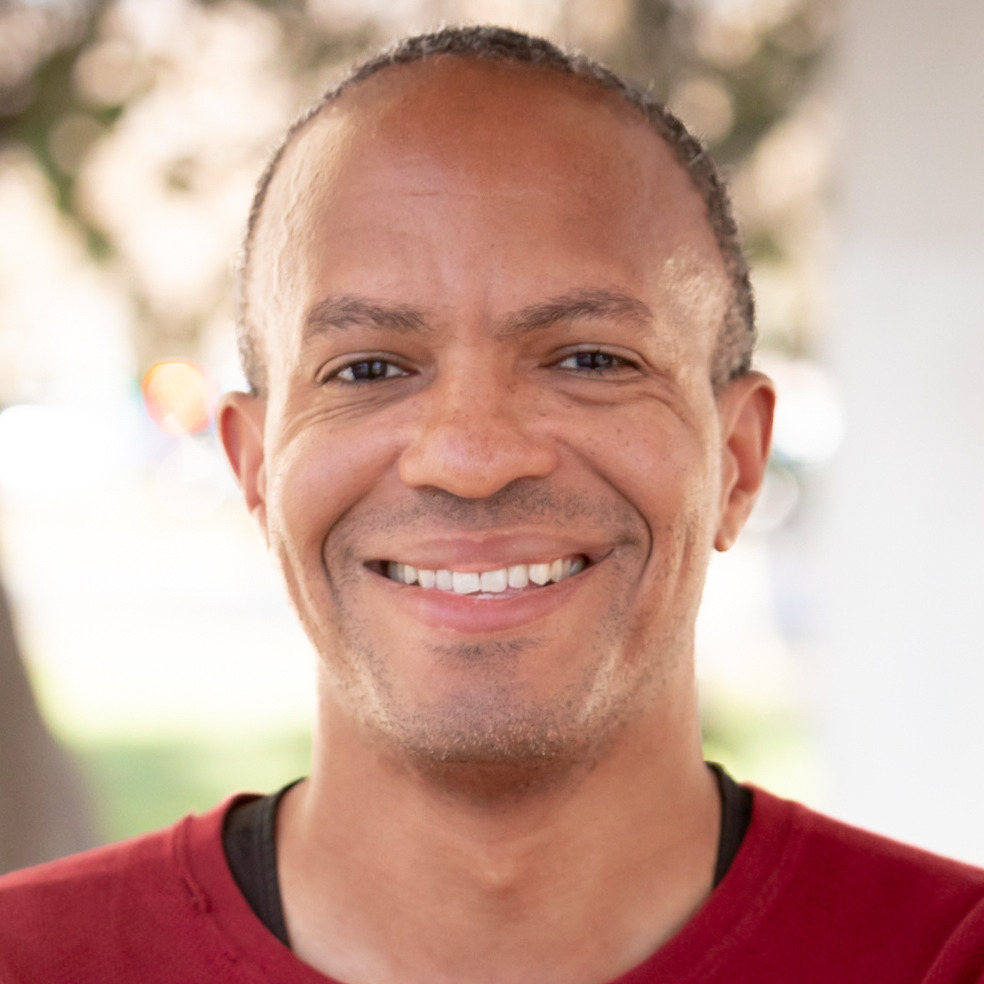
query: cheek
[
  {"left": 564, "top": 407, "right": 716, "bottom": 526},
  {"left": 563, "top": 405, "right": 722, "bottom": 627},
  {"left": 265, "top": 423, "right": 401, "bottom": 576}
]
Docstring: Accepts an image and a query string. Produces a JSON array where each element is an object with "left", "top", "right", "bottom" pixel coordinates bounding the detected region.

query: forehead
[{"left": 249, "top": 58, "right": 728, "bottom": 370}]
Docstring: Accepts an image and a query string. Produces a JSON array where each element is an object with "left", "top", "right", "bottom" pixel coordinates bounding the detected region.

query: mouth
[{"left": 374, "top": 555, "right": 589, "bottom": 597}]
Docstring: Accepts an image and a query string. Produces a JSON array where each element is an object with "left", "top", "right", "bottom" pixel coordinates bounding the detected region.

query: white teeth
[
  {"left": 384, "top": 556, "right": 586, "bottom": 594},
  {"left": 507, "top": 564, "right": 529, "bottom": 589},
  {"left": 480, "top": 568, "right": 508, "bottom": 593},
  {"left": 452, "top": 571, "right": 481, "bottom": 595}
]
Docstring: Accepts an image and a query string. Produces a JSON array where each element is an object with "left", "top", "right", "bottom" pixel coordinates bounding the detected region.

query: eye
[
  {"left": 327, "top": 358, "right": 409, "bottom": 383},
  {"left": 554, "top": 349, "right": 637, "bottom": 374}
]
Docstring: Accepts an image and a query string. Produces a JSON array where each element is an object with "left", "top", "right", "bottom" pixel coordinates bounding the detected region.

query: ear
[
  {"left": 217, "top": 391, "right": 269, "bottom": 540},
  {"left": 714, "top": 371, "right": 776, "bottom": 552}
]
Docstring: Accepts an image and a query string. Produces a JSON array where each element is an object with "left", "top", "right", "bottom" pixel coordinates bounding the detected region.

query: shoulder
[
  {"left": 0, "top": 797, "right": 226, "bottom": 907},
  {"left": 0, "top": 798, "right": 244, "bottom": 984},
  {"left": 728, "top": 787, "right": 984, "bottom": 981},
  {"left": 644, "top": 786, "right": 984, "bottom": 983},
  {"left": 749, "top": 786, "right": 984, "bottom": 901}
]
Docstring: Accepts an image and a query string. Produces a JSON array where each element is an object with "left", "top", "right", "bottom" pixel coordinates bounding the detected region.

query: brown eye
[
  {"left": 333, "top": 359, "right": 407, "bottom": 383},
  {"left": 556, "top": 350, "right": 634, "bottom": 373}
]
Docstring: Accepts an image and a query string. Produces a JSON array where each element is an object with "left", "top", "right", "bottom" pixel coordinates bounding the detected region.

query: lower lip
[{"left": 375, "top": 568, "right": 592, "bottom": 635}]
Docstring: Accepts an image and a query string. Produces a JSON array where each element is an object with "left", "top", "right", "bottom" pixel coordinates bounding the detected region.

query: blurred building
[{"left": 819, "top": 0, "right": 984, "bottom": 864}]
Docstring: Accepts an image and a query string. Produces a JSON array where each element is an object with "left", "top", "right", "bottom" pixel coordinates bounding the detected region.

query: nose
[{"left": 398, "top": 364, "right": 559, "bottom": 499}]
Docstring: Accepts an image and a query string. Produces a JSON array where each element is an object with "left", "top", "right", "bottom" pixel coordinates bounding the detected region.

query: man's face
[{"left": 222, "top": 60, "right": 772, "bottom": 774}]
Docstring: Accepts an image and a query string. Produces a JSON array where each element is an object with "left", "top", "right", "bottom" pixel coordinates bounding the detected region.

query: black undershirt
[
  {"left": 223, "top": 781, "right": 297, "bottom": 946},
  {"left": 222, "top": 764, "right": 752, "bottom": 949}
]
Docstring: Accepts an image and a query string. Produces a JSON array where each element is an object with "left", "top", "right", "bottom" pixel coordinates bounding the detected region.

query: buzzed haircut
[{"left": 237, "top": 25, "right": 755, "bottom": 396}]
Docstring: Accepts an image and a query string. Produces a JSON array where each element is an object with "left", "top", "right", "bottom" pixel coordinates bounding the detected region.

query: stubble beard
[
  {"left": 306, "top": 484, "right": 674, "bottom": 800},
  {"left": 317, "top": 593, "right": 666, "bottom": 802}
]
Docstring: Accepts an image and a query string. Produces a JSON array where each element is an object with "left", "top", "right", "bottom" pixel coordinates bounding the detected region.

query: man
[{"left": 1, "top": 25, "right": 983, "bottom": 984}]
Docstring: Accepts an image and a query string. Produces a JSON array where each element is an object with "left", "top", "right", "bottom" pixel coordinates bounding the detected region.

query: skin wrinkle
[
  {"left": 326, "top": 484, "right": 646, "bottom": 643},
  {"left": 314, "top": 456, "right": 643, "bottom": 722},
  {"left": 301, "top": 466, "right": 708, "bottom": 801}
]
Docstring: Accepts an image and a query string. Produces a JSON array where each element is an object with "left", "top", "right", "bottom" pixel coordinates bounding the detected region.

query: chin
[{"left": 364, "top": 672, "right": 642, "bottom": 800}]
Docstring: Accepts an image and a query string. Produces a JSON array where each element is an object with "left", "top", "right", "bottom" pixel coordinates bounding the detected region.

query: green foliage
[
  {"left": 0, "top": 0, "right": 831, "bottom": 372},
  {"left": 76, "top": 728, "right": 311, "bottom": 843}
]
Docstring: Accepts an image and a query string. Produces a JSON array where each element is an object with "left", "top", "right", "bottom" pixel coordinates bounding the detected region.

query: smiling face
[{"left": 220, "top": 58, "right": 773, "bottom": 779}]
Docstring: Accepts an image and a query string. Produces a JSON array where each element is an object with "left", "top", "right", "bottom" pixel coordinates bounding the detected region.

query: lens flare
[{"left": 141, "top": 360, "right": 215, "bottom": 435}]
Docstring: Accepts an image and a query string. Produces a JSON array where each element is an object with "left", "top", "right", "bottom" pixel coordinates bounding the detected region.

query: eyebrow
[
  {"left": 303, "top": 295, "right": 430, "bottom": 341},
  {"left": 500, "top": 288, "right": 654, "bottom": 336},
  {"left": 302, "top": 287, "right": 654, "bottom": 341}
]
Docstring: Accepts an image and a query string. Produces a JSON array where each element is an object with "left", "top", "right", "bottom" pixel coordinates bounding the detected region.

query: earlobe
[
  {"left": 714, "top": 371, "right": 776, "bottom": 552},
  {"left": 217, "top": 391, "right": 269, "bottom": 538}
]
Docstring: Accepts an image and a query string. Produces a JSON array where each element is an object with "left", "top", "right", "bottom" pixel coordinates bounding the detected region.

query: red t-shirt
[{"left": 1, "top": 786, "right": 983, "bottom": 983}]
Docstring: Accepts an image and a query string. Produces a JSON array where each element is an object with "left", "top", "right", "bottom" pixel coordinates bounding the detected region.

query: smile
[{"left": 382, "top": 556, "right": 587, "bottom": 596}]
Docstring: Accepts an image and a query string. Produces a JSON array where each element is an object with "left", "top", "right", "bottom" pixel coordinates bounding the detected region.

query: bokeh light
[{"left": 141, "top": 360, "right": 216, "bottom": 435}]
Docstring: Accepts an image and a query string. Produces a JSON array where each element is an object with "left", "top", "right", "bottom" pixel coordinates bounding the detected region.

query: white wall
[{"left": 820, "top": 0, "right": 984, "bottom": 863}]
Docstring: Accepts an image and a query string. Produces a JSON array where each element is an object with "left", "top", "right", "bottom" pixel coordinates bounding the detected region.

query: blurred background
[{"left": 1, "top": 0, "right": 981, "bottom": 872}]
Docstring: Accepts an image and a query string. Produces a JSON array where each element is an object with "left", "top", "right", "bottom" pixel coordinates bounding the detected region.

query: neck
[{"left": 277, "top": 693, "right": 720, "bottom": 984}]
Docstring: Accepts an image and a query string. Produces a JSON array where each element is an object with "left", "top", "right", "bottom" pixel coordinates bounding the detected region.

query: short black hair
[{"left": 237, "top": 25, "right": 755, "bottom": 396}]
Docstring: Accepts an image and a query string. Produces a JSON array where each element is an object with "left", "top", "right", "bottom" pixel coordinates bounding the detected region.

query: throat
[
  {"left": 399, "top": 748, "right": 599, "bottom": 810},
  {"left": 277, "top": 757, "right": 726, "bottom": 984}
]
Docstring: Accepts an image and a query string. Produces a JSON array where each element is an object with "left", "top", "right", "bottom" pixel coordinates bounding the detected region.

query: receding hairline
[{"left": 236, "top": 26, "right": 756, "bottom": 397}]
